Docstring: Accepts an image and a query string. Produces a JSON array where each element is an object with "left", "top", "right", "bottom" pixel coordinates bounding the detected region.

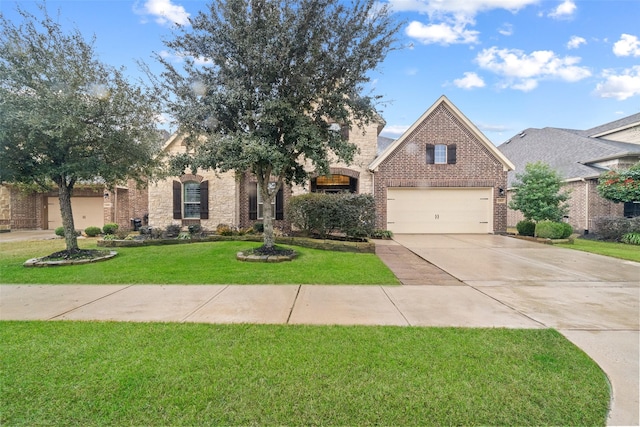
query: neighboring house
[
  {"left": 497, "top": 113, "right": 640, "bottom": 234},
  {"left": 369, "top": 95, "right": 514, "bottom": 234},
  {"left": 150, "top": 95, "right": 514, "bottom": 235},
  {"left": 0, "top": 181, "right": 148, "bottom": 232}
]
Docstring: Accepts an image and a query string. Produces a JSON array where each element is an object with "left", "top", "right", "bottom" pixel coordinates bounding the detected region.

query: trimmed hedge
[
  {"left": 516, "top": 220, "right": 536, "bottom": 237},
  {"left": 287, "top": 193, "right": 375, "bottom": 239},
  {"left": 102, "top": 223, "right": 119, "bottom": 235},
  {"left": 535, "top": 220, "right": 573, "bottom": 239},
  {"left": 84, "top": 226, "right": 102, "bottom": 237}
]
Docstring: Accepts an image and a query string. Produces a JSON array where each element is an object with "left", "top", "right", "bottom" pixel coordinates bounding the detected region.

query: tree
[
  {"left": 0, "top": 5, "right": 162, "bottom": 253},
  {"left": 156, "top": 0, "right": 400, "bottom": 251},
  {"left": 508, "top": 162, "right": 570, "bottom": 223},
  {"left": 597, "top": 162, "right": 640, "bottom": 203}
]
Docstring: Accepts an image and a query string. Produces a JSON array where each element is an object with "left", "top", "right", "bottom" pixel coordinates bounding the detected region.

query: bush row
[
  {"left": 286, "top": 193, "right": 375, "bottom": 239},
  {"left": 516, "top": 220, "right": 573, "bottom": 239}
]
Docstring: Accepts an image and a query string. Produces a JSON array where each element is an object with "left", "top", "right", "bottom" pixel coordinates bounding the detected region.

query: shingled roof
[{"left": 497, "top": 114, "right": 640, "bottom": 187}]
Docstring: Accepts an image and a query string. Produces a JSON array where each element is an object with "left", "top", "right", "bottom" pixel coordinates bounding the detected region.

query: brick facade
[{"left": 371, "top": 100, "right": 510, "bottom": 233}]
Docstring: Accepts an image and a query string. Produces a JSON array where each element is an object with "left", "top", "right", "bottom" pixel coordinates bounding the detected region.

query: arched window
[{"left": 311, "top": 174, "right": 358, "bottom": 193}]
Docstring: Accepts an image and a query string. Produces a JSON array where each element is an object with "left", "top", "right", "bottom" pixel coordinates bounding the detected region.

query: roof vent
[{"left": 519, "top": 131, "right": 526, "bottom": 138}]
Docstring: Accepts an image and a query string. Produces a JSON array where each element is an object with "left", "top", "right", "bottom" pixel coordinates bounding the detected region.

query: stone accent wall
[
  {"left": 0, "top": 185, "right": 11, "bottom": 230},
  {"left": 373, "top": 103, "right": 509, "bottom": 233}
]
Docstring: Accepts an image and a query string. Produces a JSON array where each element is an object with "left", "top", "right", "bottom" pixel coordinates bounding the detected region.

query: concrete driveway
[{"left": 393, "top": 234, "right": 639, "bottom": 427}]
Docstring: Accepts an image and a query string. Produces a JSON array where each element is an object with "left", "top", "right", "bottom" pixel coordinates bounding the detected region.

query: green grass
[
  {"left": 557, "top": 238, "right": 640, "bottom": 262},
  {"left": 0, "top": 322, "right": 609, "bottom": 426},
  {"left": 0, "top": 239, "right": 399, "bottom": 285}
]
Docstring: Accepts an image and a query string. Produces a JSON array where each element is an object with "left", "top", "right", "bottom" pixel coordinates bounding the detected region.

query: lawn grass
[
  {"left": 0, "top": 321, "right": 609, "bottom": 426},
  {"left": 0, "top": 238, "right": 399, "bottom": 285},
  {"left": 557, "top": 238, "right": 640, "bottom": 262}
]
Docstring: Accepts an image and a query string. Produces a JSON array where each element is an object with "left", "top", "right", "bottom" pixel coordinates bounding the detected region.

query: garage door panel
[
  {"left": 387, "top": 188, "right": 492, "bottom": 234},
  {"left": 48, "top": 197, "right": 104, "bottom": 230}
]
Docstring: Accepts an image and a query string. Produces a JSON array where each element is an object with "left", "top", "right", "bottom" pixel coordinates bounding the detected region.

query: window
[
  {"left": 183, "top": 181, "right": 201, "bottom": 218},
  {"left": 173, "top": 180, "right": 209, "bottom": 220},
  {"left": 426, "top": 144, "right": 456, "bottom": 165},
  {"left": 434, "top": 144, "right": 447, "bottom": 164},
  {"left": 311, "top": 174, "right": 357, "bottom": 193},
  {"left": 624, "top": 201, "right": 640, "bottom": 218},
  {"left": 248, "top": 182, "right": 283, "bottom": 220}
]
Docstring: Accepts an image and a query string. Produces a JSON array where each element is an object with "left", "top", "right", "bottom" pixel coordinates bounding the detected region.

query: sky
[{"left": 1, "top": 0, "right": 639, "bottom": 145}]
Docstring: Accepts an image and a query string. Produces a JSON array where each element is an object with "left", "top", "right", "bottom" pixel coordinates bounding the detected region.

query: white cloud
[
  {"left": 567, "top": 36, "right": 586, "bottom": 49},
  {"left": 475, "top": 47, "right": 591, "bottom": 91},
  {"left": 136, "top": 0, "right": 190, "bottom": 26},
  {"left": 406, "top": 20, "right": 479, "bottom": 45},
  {"left": 498, "top": 23, "right": 513, "bottom": 36},
  {"left": 548, "top": 0, "right": 576, "bottom": 19},
  {"left": 381, "top": 124, "right": 410, "bottom": 137},
  {"left": 159, "top": 50, "right": 213, "bottom": 66},
  {"left": 454, "top": 72, "right": 486, "bottom": 89},
  {"left": 389, "top": 0, "right": 537, "bottom": 16},
  {"left": 594, "top": 66, "right": 640, "bottom": 100},
  {"left": 613, "top": 34, "right": 640, "bottom": 57}
]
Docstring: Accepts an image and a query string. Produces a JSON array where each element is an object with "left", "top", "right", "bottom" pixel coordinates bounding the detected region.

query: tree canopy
[
  {"left": 508, "top": 162, "right": 570, "bottom": 222},
  {"left": 597, "top": 162, "right": 640, "bottom": 203},
  {"left": 156, "top": 0, "right": 400, "bottom": 249},
  {"left": 0, "top": 4, "right": 163, "bottom": 252}
]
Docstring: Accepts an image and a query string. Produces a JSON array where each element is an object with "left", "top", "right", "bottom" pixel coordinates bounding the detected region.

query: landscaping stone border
[
  {"left": 236, "top": 251, "right": 298, "bottom": 263},
  {"left": 24, "top": 251, "right": 117, "bottom": 267}
]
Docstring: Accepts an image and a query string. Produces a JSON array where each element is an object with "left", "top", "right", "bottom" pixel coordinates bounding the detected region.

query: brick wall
[{"left": 373, "top": 103, "right": 509, "bottom": 233}]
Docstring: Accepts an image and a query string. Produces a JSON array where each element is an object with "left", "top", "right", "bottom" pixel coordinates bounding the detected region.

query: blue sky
[{"left": 2, "top": 0, "right": 639, "bottom": 144}]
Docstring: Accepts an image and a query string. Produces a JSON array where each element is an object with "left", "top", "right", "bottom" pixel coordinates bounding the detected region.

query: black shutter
[
  {"left": 248, "top": 182, "right": 257, "bottom": 220},
  {"left": 275, "top": 187, "right": 284, "bottom": 220},
  {"left": 447, "top": 144, "right": 457, "bottom": 164},
  {"left": 200, "top": 180, "right": 209, "bottom": 219},
  {"left": 172, "top": 181, "right": 182, "bottom": 219},
  {"left": 426, "top": 144, "right": 435, "bottom": 164}
]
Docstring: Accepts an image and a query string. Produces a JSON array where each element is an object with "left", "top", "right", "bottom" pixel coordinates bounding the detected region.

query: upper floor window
[{"left": 426, "top": 144, "right": 456, "bottom": 165}]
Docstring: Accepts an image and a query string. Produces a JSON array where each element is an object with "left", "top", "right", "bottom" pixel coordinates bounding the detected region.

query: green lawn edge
[
  {"left": 557, "top": 238, "right": 640, "bottom": 262},
  {"left": 0, "top": 322, "right": 610, "bottom": 426}
]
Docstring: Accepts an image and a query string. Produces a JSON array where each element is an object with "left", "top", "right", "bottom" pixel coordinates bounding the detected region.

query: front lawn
[
  {"left": 0, "top": 239, "right": 399, "bottom": 285},
  {"left": 557, "top": 238, "right": 640, "bottom": 262},
  {"left": 0, "top": 322, "right": 609, "bottom": 426}
]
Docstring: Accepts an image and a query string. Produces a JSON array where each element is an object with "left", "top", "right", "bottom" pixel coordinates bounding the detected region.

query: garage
[
  {"left": 387, "top": 187, "right": 493, "bottom": 234},
  {"left": 47, "top": 197, "right": 104, "bottom": 230}
]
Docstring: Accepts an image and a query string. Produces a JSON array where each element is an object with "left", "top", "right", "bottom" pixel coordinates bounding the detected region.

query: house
[
  {"left": 369, "top": 95, "right": 514, "bottom": 234},
  {"left": 150, "top": 95, "right": 514, "bottom": 235},
  {"left": 497, "top": 113, "right": 640, "bottom": 234},
  {"left": 0, "top": 181, "right": 148, "bottom": 232}
]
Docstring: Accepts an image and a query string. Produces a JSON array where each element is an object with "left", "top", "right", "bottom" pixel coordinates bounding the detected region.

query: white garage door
[
  {"left": 48, "top": 197, "right": 104, "bottom": 230},
  {"left": 387, "top": 188, "right": 493, "bottom": 234}
]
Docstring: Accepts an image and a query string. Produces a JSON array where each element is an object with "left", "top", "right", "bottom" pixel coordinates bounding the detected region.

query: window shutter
[
  {"left": 248, "top": 182, "right": 257, "bottom": 220},
  {"left": 172, "top": 181, "right": 182, "bottom": 219},
  {"left": 426, "top": 144, "right": 435, "bottom": 164},
  {"left": 200, "top": 180, "right": 209, "bottom": 219},
  {"left": 275, "top": 187, "right": 284, "bottom": 220},
  {"left": 447, "top": 144, "right": 457, "bottom": 164}
]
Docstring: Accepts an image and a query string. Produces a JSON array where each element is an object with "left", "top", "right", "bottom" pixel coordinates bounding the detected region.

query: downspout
[{"left": 583, "top": 179, "right": 589, "bottom": 234}]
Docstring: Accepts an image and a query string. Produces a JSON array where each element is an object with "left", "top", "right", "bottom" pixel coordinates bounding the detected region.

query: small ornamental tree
[
  {"left": 0, "top": 4, "right": 162, "bottom": 254},
  {"left": 597, "top": 162, "right": 640, "bottom": 204},
  {"left": 156, "top": 0, "right": 400, "bottom": 252},
  {"left": 509, "top": 162, "right": 570, "bottom": 223}
]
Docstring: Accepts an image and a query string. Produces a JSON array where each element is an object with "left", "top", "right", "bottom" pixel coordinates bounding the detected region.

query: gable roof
[
  {"left": 497, "top": 114, "right": 640, "bottom": 187},
  {"left": 369, "top": 95, "right": 514, "bottom": 171},
  {"left": 579, "top": 112, "right": 640, "bottom": 139}
]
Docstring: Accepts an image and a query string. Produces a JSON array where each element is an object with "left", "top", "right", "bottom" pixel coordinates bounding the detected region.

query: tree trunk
[
  {"left": 57, "top": 182, "right": 79, "bottom": 252},
  {"left": 257, "top": 175, "right": 282, "bottom": 250}
]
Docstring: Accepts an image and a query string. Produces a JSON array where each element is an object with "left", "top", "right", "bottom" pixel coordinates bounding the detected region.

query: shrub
[
  {"left": 115, "top": 228, "right": 130, "bottom": 239},
  {"left": 102, "top": 223, "right": 119, "bottom": 235},
  {"left": 164, "top": 223, "right": 182, "bottom": 238},
  {"left": 370, "top": 229, "right": 393, "bottom": 239},
  {"left": 253, "top": 222, "right": 264, "bottom": 233},
  {"left": 84, "top": 226, "right": 102, "bottom": 237},
  {"left": 188, "top": 224, "right": 202, "bottom": 235},
  {"left": 592, "top": 216, "right": 640, "bottom": 241},
  {"left": 54, "top": 226, "right": 65, "bottom": 237},
  {"left": 139, "top": 226, "right": 152, "bottom": 235},
  {"left": 216, "top": 223, "right": 234, "bottom": 236},
  {"left": 535, "top": 221, "right": 572, "bottom": 239},
  {"left": 621, "top": 232, "right": 640, "bottom": 245},
  {"left": 516, "top": 220, "right": 536, "bottom": 237},
  {"left": 287, "top": 193, "right": 375, "bottom": 239}
]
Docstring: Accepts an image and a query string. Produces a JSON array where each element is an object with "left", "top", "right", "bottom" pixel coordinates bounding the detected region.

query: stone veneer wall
[
  {"left": 0, "top": 185, "right": 12, "bottom": 230},
  {"left": 373, "top": 103, "right": 509, "bottom": 233}
]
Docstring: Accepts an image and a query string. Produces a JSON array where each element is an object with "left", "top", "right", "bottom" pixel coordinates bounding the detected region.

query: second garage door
[{"left": 387, "top": 187, "right": 493, "bottom": 234}]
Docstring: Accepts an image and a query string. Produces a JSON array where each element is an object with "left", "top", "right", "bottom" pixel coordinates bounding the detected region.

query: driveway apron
[{"left": 393, "top": 234, "right": 640, "bottom": 427}]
